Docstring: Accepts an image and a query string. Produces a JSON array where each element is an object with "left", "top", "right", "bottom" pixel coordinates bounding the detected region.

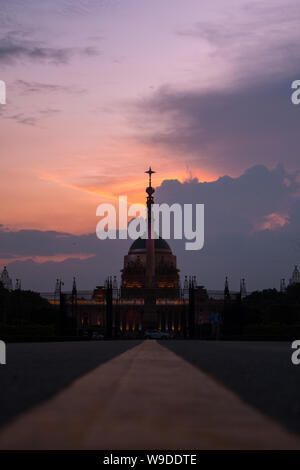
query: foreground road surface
[
  {"left": 167, "top": 340, "right": 300, "bottom": 434},
  {"left": 0, "top": 340, "right": 140, "bottom": 427},
  {"left": 0, "top": 340, "right": 299, "bottom": 449}
]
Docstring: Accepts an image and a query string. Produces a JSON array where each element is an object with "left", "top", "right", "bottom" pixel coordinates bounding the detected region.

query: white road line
[{"left": 0, "top": 340, "right": 299, "bottom": 449}]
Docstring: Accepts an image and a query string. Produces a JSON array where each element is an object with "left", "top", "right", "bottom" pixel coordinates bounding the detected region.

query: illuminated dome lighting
[{"left": 129, "top": 237, "right": 172, "bottom": 253}]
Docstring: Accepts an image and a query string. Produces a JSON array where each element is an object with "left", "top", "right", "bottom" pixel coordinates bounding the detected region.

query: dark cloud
[
  {"left": 0, "top": 32, "right": 100, "bottom": 65},
  {"left": 0, "top": 34, "right": 72, "bottom": 65},
  {"left": 133, "top": 79, "right": 300, "bottom": 172},
  {"left": 0, "top": 229, "right": 131, "bottom": 291},
  {"left": 154, "top": 165, "right": 300, "bottom": 290},
  {"left": 0, "top": 230, "right": 97, "bottom": 257},
  {"left": 3, "top": 79, "right": 87, "bottom": 125},
  {"left": 126, "top": 1, "right": 300, "bottom": 174},
  {"left": 156, "top": 164, "right": 300, "bottom": 239}
]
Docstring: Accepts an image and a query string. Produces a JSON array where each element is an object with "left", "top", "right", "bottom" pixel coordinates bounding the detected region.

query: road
[
  {"left": 0, "top": 340, "right": 140, "bottom": 427},
  {"left": 166, "top": 340, "right": 300, "bottom": 434},
  {"left": 0, "top": 340, "right": 299, "bottom": 449}
]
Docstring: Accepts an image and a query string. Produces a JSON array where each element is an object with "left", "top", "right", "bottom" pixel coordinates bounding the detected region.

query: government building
[
  {"left": 50, "top": 168, "right": 218, "bottom": 337},
  {"left": 2, "top": 170, "right": 300, "bottom": 338}
]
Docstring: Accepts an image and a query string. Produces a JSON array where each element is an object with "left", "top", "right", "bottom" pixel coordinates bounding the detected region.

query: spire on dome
[
  {"left": 145, "top": 167, "right": 156, "bottom": 287},
  {"left": 145, "top": 166, "right": 155, "bottom": 201},
  {"left": 145, "top": 166, "right": 155, "bottom": 187}
]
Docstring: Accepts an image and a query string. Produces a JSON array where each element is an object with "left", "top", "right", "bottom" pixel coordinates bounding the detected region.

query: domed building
[
  {"left": 121, "top": 236, "right": 180, "bottom": 290},
  {"left": 121, "top": 167, "right": 181, "bottom": 304},
  {"left": 60, "top": 167, "right": 211, "bottom": 336}
]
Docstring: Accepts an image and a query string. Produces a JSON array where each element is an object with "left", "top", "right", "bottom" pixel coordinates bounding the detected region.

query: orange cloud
[{"left": 254, "top": 213, "right": 290, "bottom": 232}]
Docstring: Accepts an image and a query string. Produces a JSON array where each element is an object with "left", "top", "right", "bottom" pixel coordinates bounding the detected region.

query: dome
[{"left": 129, "top": 237, "right": 172, "bottom": 253}]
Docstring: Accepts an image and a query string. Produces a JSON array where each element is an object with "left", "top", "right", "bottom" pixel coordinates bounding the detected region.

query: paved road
[
  {"left": 1, "top": 340, "right": 299, "bottom": 450},
  {"left": 0, "top": 340, "right": 140, "bottom": 427},
  {"left": 166, "top": 340, "right": 300, "bottom": 434},
  {"left": 1, "top": 340, "right": 300, "bottom": 448}
]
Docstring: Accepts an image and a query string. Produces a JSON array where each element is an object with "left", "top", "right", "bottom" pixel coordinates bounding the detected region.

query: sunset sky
[{"left": 1, "top": 0, "right": 300, "bottom": 290}]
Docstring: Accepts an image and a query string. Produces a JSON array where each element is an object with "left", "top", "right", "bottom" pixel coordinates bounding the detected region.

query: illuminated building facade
[{"left": 47, "top": 168, "right": 223, "bottom": 337}]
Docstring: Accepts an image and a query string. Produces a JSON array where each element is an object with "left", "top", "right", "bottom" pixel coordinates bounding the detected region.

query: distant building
[
  {"left": 289, "top": 265, "right": 300, "bottom": 286},
  {"left": 0, "top": 266, "right": 13, "bottom": 291},
  {"left": 121, "top": 237, "right": 180, "bottom": 291},
  {"left": 280, "top": 278, "right": 286, "bottom": 293}
]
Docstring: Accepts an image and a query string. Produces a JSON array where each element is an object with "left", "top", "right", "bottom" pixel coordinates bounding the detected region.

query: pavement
[
  {"left": 166, "top": 340, "right": 300, "bottom": 434},
  {"left": 0, "top": 340, "right": 140, "bottom": 427},
  {"left": 0, "top": 340, "right": 300, "bottom": 449}
]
